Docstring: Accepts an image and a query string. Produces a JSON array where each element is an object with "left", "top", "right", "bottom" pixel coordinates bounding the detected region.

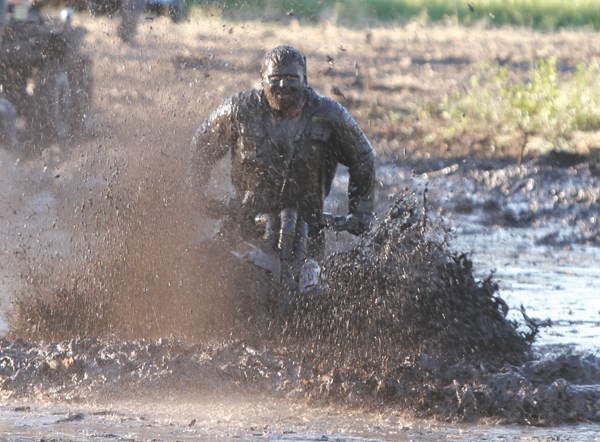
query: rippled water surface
[
  {"left": 454, "top": 226, "right": 600, "bottom": 353},
  {"left": 2, "top": 396, "right": 600, "bottom": 441}
]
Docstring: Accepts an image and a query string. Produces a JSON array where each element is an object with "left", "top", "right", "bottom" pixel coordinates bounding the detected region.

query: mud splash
[
  {"left": 2, "top": 146, "right": 270, "bottom": 344},
  {"left": 2, "top": 190, "right": 600, "bottom": 426}
]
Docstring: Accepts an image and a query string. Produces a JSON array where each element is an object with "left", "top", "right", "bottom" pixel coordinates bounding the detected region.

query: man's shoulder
[
  {"left": 306, "top": 88, "right": 353, "bottom": 120},
  {"left": 209, "top": 89, "right": 262, "bottom": 120}
]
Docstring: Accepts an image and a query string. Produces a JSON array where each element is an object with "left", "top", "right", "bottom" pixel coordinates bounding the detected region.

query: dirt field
[{"left": 81, "top": 11, "right": 600, "bottom": 157}]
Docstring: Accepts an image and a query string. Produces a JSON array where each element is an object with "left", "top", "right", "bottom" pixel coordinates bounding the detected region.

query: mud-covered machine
[
  {"left": 0, "top": 0, "right": 92, "bottom": 147},
  {"left": 206, "top": 198, "right": 358, "bottom": 319}
]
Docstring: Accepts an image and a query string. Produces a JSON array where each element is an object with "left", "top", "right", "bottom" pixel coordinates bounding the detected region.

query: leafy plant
[{"left": 425, "top": 57, "right": 600, "bottom": 155}]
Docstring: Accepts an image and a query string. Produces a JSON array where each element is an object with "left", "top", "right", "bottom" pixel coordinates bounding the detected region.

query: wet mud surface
[
  {"left": 1, "top": 153, "right": 599, "bottom": 437},
  {"left": 1, "top": 10, "right": 600, "bottom": 441}
]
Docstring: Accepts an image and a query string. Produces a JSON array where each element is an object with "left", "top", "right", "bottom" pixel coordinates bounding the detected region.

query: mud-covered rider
[{"left": 190, "top": 45, "right": 375, "bottom": 262}]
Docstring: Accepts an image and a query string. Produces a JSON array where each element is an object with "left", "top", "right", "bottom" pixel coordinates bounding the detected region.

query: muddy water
[
  {"left": 1, "top": 395, "right": 600, "bottom": 441},
  {"left": 375, "top": 157, "right": 600, "bottom": 348},
  {"left": 430, "top": 158, "right": 599, "bottom": 355},
  {"left": 2, "top": 156, "right": 600, "bottom": 440},
  {"left": 455, "top": 227, "right": 600, "bottom": 353}
]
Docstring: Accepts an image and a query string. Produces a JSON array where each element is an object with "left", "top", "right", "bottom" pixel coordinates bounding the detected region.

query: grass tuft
[{"left": 420, "top": 57, "right": 600, "bottom": 155}]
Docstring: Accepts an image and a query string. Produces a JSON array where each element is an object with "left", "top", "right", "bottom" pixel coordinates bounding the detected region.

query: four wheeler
[
  {"left": 0, "top": 0, "right": 93, "bottom": 146},
  {"left": 206, "top": 199, "right": 356, "bottom": 318}
]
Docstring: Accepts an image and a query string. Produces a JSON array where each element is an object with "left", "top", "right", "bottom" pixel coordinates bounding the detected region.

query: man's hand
[{"left": 345, "top": 212, "right": 375, "bottom": 235}]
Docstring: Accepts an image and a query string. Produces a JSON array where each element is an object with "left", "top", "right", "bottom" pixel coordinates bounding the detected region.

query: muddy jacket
[{"left": 191, "top": 87, "right": 375, "bottom": 237}]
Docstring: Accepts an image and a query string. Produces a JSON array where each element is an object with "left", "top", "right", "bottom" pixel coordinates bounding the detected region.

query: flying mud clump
[
  {"left": 289, "top": 192, "right": 531, "bottom": 370},
  {"left": 282, "top": 191, "right": 536, "bottom": 417}
]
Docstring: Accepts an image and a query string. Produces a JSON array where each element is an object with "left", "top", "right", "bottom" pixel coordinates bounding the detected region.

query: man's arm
[
  {"left": 331, "top": 103, "right": 376, "bottom": 233},
  {"left": 189, "top": 97, "right": 237, "bottom": 194}
]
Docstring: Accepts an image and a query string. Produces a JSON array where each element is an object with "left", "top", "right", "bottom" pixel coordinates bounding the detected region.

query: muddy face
[{"left": 261, "top": 60, "right": 306, "bottom": 114}]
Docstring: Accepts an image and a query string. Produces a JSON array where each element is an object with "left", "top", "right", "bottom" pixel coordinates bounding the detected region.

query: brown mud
[{"left": 1, "top": 9, "right": 600, "bottom": 439}]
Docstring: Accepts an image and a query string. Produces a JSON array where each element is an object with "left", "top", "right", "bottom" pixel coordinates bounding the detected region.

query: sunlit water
[
  {"left": 2, "top": 397, "right": 600, "bottom": 441},
  {"left": 453, "top": 223, "right": 600, "bottom": 354}
]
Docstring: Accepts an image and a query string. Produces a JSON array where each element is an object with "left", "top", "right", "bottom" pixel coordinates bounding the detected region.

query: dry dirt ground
[{"left": 82, "top": 10, "right": 600, "bottom": 160}]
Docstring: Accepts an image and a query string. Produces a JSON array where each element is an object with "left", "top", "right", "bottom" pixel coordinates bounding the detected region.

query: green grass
[
  {"left": 422, "top": 57, "right": 600, "bottom": 155},
  {"left": 194, "top": 0, "right": 600, "bottom": 30}
]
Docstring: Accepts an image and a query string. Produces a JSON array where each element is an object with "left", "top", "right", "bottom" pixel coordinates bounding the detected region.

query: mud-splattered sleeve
[
  {"left": 330, "top": 101, "right": 375, "bottom": 215},
  {"left": 190, "top": 96, "right": 237, "bottom": 192}
]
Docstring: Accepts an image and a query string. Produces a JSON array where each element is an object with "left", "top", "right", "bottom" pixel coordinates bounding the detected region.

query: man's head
[{"left": 261, "top": 45, "right": 307, "bottom": 114}]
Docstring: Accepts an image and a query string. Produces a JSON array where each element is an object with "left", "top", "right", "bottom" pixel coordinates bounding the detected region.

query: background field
[
  {"left": 193, "top": 0, "right": 600, "bottom": 29},
  {"left": 78, "top": 5, "right": 600, "bottom": 161}
]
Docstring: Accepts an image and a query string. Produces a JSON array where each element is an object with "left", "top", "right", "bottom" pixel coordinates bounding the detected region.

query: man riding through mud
[{"left": 190, "top": 45, "right": 375, "bottom": 307}]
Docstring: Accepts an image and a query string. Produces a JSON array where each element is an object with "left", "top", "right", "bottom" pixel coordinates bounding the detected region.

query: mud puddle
[
  {"left": 374, "top": 154, "right": 600, "bottom": 356},
  {"left": 454, "top": 227, "right": 600, "bottom": 352},
  {"left": 3, "top": 396, "right": 600, "bottom": 442},
  {"left": 2, "top": 154, "right": 600, "bottom": 440}
]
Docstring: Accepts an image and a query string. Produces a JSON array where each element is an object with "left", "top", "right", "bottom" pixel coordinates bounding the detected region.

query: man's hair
[{"left": 261, "top": 45, "right": 307, "bottom": 84}]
